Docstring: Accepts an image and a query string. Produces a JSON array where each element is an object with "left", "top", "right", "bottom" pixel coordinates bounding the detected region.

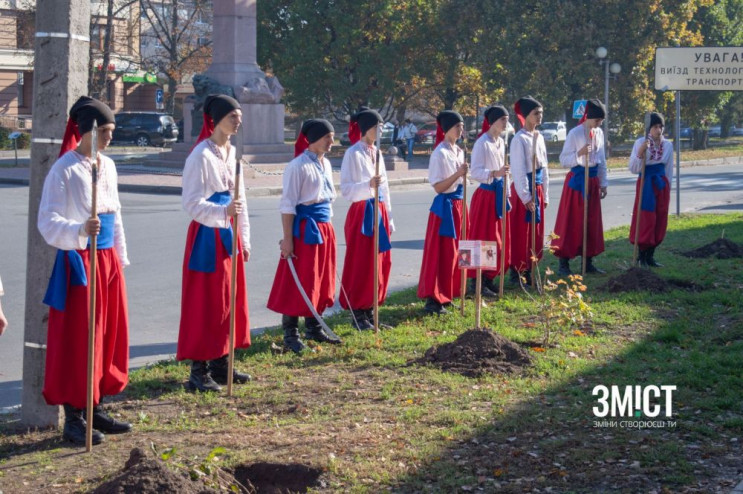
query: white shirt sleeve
[
  {"left": 628, "top": 138, "right": 645, "bottom": 174},
  {"left": 340, "top": 146, "right": 374, "bottom": 203},
  {"left": 38, "top": 165, "right": 88, "bottom": 251},
  {"left": 182, "top": 145, "right": 230, "bottom": 229},
  {"left": 470, "top": 135, "right": 492, "bottom": 184},
  {"left": 510, "top": 134, "right": 531, "bottom": 205},
  {"left": 559, "top": 127, "right": 582, "bottom": 169}
]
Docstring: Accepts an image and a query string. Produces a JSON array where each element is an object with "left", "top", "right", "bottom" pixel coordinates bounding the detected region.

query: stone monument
[{"left": 156, "top": 0, "right": 293, "bottom": 171}]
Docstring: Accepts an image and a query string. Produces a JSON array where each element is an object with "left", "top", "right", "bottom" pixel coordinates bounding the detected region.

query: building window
[{"left": 17, "top": 72, "right": 24, "bottom": 108}]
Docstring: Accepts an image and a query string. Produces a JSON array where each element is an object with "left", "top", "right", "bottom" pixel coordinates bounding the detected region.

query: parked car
[
  {"left": 467, "top": 121, "right": 515, "bottom": 141},
  {"left": 538, "top": 121, "right": 566, "bottom": 142},
  {"left": 730, "top": 126, "right": 743, "bottom": 136},
  {"left": 339, "top": 122, "right": 394, "bottom": 146},
  {"left": 707, "top": 125, "right": 721, "bottom": 138},
  {"left": 415, "top": 121, "right": 437, "bottom": 144},
  {"left": 112, "top": 112, "right": 178, "bottom": 147}
]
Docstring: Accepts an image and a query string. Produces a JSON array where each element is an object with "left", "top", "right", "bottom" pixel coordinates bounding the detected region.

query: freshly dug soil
[
  {"left": 415, "top": 328, "right": 532, "bottom": 377},
  {"left": 92, "top": 447, "right": 219, "bottom": 494},
  {"left": 682, "top": 238, "right": 743, "bottom": 259},
  {"left": 605, "top": 267, "right": 671, "bottom": 293},
  {"left": 232, "top": 462, "right": 324, "bottom": 493},
  {"left": 604, "top": 267, "right": 703, "bottom": 293}
]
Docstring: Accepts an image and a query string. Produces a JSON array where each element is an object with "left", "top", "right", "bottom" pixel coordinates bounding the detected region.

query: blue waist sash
[
  {"left": 640, "top": 163, "right": 667, "bottom": 212},
  {"left": 525, "top": 169, "right": 543, "bottom": 224},
  {"left": 567, "top": 165, "right": 599, "bottom": 197},
  {"left": 43, "top": 212, "right": 115, "bottom": 312},
  {"left": 293, "top": 201, "right": 332, "bottom": 245},
  {"left": 188, "top": 191, "right": 233, "bottom": 273},
  {"left": 479, "top": 179, "right": 511, "bottom": 219},
  {"left": 361, "top": 195, "right": 391, "bottom": 252},
  {"left": 429, "top": 184, "right": 464, "bottom": 238}
]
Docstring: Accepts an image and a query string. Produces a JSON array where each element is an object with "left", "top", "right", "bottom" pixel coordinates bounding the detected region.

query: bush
[{"left": 0, "top": 127, "right": 31, "bottom": 149}]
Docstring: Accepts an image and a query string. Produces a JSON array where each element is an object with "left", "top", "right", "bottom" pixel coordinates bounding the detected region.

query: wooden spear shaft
[
  {"left": 373, "top": 130, "right": 381, "bottom": 334},
  {"left": 582, "top": 127, "right": 591, "bottom": 276},
  {"left": 500, "top": 132, "right": 510, "bottom": 298},
  {"left": 85, "top": 123, "right": 99, "bottom": 452},
  {"left": 530, "top": 131, "right": 538, "bottom": 288},
  {"left": 632, "top": 142, "right": 648, "bottom": 265},
  {"left": 460, "top": 137, "right": 468, "bottom": 316},
  {"left": 227, "top": 126, "right": 242, "bottom": 397},
  {"left": 633, "top": 115, "right": 653, "bottom": 265}
]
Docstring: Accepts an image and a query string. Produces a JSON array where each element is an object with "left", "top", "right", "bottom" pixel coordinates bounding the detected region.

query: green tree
[{"left": 257, "top": 0, "right": 436, "bottom": 122}]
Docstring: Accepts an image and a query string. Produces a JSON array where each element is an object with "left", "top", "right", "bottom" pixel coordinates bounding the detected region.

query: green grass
[{"left": 1, "top": 213, "right": 742, "bottom": 493}]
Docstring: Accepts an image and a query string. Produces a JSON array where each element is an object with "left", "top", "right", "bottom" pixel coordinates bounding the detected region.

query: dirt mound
[
  {"left": 605, "top": 267, "right": 671, "bottom": 293},
  {"left": 93, "top": 448, "right": 219, "bottom": 494},
  {"left": 415, "top": 328, "right": 532, "bottom": 377},
  {"left": 232, "top": 462, "right": 324, "bottom": 493},
  {"left": 682, "top": 238, "right": 743, "bottom": 259},
  {"left": 604, "top": 267, "right": 703, "bottom": 293}
]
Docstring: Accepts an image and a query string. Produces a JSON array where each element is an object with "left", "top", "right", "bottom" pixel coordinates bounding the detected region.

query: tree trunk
[{"left": 692, "top": 129, "right": 708, "bottom": 150}]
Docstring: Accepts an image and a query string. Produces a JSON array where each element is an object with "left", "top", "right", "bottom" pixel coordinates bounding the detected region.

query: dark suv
[{"left": 112, "top": 112, "right": 178, "bottom": 147}]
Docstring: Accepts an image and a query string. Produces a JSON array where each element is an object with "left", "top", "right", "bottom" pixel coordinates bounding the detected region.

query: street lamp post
[{"left": 596, "top": 47, "right": 621, "bottom": 157}]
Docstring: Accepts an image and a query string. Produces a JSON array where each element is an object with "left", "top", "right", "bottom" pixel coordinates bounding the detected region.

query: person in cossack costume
[
  {"left": 509, "top": 96, "right": 550, "bottom": 284},
  {"left": 417, "top": 110, "right": 469, "bottom": 315},
  {"left": 339, "top": 109, "right": 394, "bottom": 330},
  {"left": 467, "top": 105, "right": 511, "bottom": 296},
  {"left": 38, "top": 96, "right": 132, "bottom": 445},
  {"left": 551, "top": 99, "right": 608, "bottom": 275},
  {"left": 178, "top": 94, "right": 252, "bottom": 392},
  {"left": 267, "top": 119, "right": 342, "bottom": 353},
  {"left": 628, "top": 112, "right": 673, "bottom": 267}
]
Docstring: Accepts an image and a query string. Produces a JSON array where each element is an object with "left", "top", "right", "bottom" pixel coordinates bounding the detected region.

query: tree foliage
[{"left": 257, "top": 0, "right": 736, "bottom": 136}]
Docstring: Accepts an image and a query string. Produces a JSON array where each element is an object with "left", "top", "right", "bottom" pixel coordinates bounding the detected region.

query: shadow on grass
[{"left": 388, "top": 214, "right": 743, "bottom": 492}]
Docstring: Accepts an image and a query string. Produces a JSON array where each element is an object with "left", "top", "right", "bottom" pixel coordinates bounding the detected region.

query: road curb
[{"left": 1, "top": 156, "right": 741, "bottom": 196}]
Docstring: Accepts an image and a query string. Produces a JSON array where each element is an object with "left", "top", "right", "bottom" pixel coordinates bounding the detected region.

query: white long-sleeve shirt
[
  {"left": 38, "top": 150, "right": 129, "bottom": 266},
  {"left": 429, "top": 140, "right": 464, "bottom": 193},
  {"left": 470, "top": 132, "right": 510, "bottom": 197},
  {"left": 182, "top": 139, "right": 251, "bottom": 250},
  {"left": 559, "top": 124, "right": 608, "bottom": 187},
  {"left": 279, "top": 150, "right": 336, "bottom": 216},
  {"left": 510, "top": 128, "right": 550, "bottom": 205},
  {"left": 340, "top": 141, "right": 392, "bottom": 212},
  {"left": 628, "top": 136, "right": 675, "bottom": 185}
]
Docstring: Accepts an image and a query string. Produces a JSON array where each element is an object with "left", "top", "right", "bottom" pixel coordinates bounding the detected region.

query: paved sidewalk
[{"left": 2, "top": 149, "right": 742, "bottom": 196}]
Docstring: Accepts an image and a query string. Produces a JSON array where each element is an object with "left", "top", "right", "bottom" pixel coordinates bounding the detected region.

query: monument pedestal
[
  {"left": 153, "top": 102, "right": 293, "bottom": 171},
  {"left": 151, "top": 0, "right": 293, "bottom": 172}
]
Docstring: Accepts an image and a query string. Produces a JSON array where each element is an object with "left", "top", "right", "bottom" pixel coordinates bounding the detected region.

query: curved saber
[{"left": 286, "top": 257, "right": 341, "bottom": 340}]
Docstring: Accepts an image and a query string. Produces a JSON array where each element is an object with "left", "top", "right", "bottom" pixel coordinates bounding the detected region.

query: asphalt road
[{"left": 1, "top": 163, "right": 742, "bottom": 410}]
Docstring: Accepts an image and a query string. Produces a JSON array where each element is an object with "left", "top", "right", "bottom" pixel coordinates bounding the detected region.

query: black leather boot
[
  {"left": 93, "top": 405, "right": 132, "bottom": 434},
  {"left": 482, "top": 276, "right": 500, "bottom": 296},
  {"left": 187, "top": 360, "right": 221, "bottom": 392},
  {"left": 509, "top": 267, "right": 520, "bottom": 284},
  {"left": 350, "top": 309, "right": 374, "bottom": 331},
  {"left": 646, "top": 247, "right": 663, "bottom": 267},
  {"left": 363, "top": 309, "right": 393, "bottom": 330},
  {"left": 585, "top": 257, "right": 606, "bottom": 274},
  {"left": 637, "top": 249, "right": 649, "bottom": 268},
  {"left": 208, "top": 355, "right": 252, "bottom": 385},
  {"left": 423, "top": 297, "right": 447, "bottom": 315},
  {"left": 305, "top": 317, "right": 342, "bottom": 344},
  {"left": 63, "top": 404, "right": 104, "bottom": 445},
  {"left": 282, "top": 315, "right": 307, "bottom": 354},
  {"left": 558, "top": 257, "right": 572, "bottom": 276}
]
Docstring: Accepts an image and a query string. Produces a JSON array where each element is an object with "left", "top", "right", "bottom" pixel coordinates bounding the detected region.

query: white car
[{"left": 539, "top": 121, "right": 566, "bottom": 142}]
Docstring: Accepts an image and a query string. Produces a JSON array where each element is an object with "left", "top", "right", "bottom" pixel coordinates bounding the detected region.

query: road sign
[
  {"left": 655, "top": 47, "right": 743, "bottom": 91},
  {"left": 155, "top": 89, "right": 164, "bottom": 110},
  {"left": 573, "top": 100, "right": 587, "bottom": 119}
]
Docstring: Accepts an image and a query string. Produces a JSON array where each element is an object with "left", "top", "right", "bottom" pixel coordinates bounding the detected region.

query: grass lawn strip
[{"left": 0, "top": 213, "right": 741, "bottom": 493}]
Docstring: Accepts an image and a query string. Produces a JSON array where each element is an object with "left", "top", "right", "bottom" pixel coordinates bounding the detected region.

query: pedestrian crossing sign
[{"left": 573, "top": 100, "right": 587, "bottom": 119}]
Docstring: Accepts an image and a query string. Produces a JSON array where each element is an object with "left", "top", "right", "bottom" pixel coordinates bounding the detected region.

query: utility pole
[{"left": 22, "top": 0, "right": 91, "bottom": 427}]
